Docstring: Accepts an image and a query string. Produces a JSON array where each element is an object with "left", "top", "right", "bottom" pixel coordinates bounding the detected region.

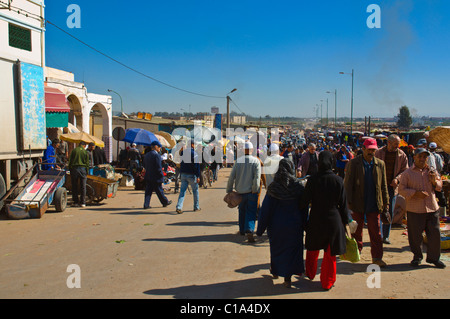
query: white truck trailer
[{"left": 0, "top": 0, "right": 47, "bottom": 209}]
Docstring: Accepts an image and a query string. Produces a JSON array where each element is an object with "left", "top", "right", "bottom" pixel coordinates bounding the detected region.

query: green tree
[{"left": 397, "top": 106, "right": 412, "bottom": 129}]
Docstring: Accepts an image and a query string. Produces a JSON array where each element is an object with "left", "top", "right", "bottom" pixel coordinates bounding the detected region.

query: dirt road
[{"left": 0, "top": 168, "right": 448, "bottom": 299}]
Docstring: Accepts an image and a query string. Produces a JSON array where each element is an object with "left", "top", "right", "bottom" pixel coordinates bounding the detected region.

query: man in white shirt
[
  {"left": 226, "top": 141, "right": 261, "bottom": 242},
  {"left": 263, "top": 143, "right": 284, "bottom": 187}
]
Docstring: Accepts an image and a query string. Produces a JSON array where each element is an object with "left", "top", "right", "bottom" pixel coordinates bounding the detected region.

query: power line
[
  {"left": 3, "top": 6, "right": 229, "bottom": 100},
  {"left": 45, "top": 19, "right": 226, "bottom": 99},
  {"left": 229, "top": 97, "right": 246, "bottom": 115}
]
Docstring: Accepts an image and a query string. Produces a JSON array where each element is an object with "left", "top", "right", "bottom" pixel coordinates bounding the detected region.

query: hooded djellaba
[
  {"left": 256, "top": 158, "right": 308, "bottom": 288},
  {"left": 302, "top": 150, "right": 351, "bottom": 256}
]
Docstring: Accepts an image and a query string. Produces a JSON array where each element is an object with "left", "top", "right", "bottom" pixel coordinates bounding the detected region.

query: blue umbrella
[{"left": 122, "top": 128, "right": 158, "bottom": 146}]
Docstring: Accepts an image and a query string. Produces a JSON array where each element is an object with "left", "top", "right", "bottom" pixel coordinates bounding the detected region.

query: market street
[{"left": 0, "top": 167, "right": 449, "bottom": 299}]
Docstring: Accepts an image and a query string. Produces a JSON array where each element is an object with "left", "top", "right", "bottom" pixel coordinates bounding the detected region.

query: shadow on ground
[{"left": 143, "top": 274, "right": 327, "bottom": 298}]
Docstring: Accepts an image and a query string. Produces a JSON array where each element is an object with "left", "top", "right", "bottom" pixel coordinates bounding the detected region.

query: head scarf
[
  {"left": 318, "top": 150, "right": 334, "bottom": 173},
  {"left": 267, "top": 158, "right": 304, "bottom": 201}
]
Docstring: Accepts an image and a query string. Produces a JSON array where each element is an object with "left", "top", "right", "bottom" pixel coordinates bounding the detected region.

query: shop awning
[
  {"left": 45, "top": 87, "right": 71, "bottom": 113},
  {"left": 45, "top": 87, "right": 70, "bottom": 128}
]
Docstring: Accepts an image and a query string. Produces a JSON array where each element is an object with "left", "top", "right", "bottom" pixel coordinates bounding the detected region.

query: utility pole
[
  {"left": 226, "top": 89, "right": 237, "bottom": 130},
  {"left": 351, "top": 69, "right": 354, "bottom": 135},
  {"left": 339, "top": 69, "right": 355, "bottom": 134},
  {"left": 226, "top": 95, "right": 231, "bottom": 129},
  {"left": 334, "top": 89, "right": 337, "bottom": 129}
]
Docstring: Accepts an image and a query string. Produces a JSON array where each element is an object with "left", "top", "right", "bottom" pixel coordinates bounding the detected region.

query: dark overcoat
[
  {"left": 302, "top": 169, "right": 351, "bottom": 256},
  {"left": 143, "top": 150, "right": 164, "bottom": 183},
  {"left": 256, "top": 194, "right": 307, "bottom": 278}
]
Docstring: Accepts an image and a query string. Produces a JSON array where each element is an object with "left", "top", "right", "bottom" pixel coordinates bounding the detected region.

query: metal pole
[
  {"left": 350, "top": 69, "right": 354, "bottom": 135},
  {"left": 320, "top": 102, "right": 323, "bottom": 127},
  {"left": 335, "top": 89, "right": 337, "bottom": 129},
  {"left": 108, "top": 89, "right": 123, "bottom": 114},
  {"left": 226, "top": 96, "right": 230, "bottom": 129}
]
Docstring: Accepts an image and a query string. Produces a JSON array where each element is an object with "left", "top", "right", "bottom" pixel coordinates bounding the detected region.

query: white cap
[
  {"left": 244, "top": 141, "right": 253, "bottom": 150},
  {"left": 429, "top": 142, "right": 437, "bottom": 149},
  {"left": 269, "top": 143, "right": 279, "bottom": 152}
]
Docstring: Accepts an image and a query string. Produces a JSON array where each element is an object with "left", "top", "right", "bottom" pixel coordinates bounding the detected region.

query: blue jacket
[
  {"left": 43, "top": 144, "right": 56, "bottom": 170},
  {"left": 143, "top": 150, "right": 164, "bottom": 183},
  {"left": 179, "top": 149, "right": 201, "bottom": 178}
]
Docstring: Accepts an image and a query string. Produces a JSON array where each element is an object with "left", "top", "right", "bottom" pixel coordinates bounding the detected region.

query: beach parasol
[
  {"left": 60, "top": 132, "right": 105, "bottom": 147},
  {"left": 156, "top": 131, "right": 176, "bottom": 149},
  {"left": 172, "top": 127, "right": 191, "bottom": 142},
  {"left": 67, "top": 123, "right": 80, "bottom": 133},
  {"left": 429, "top": 126, "right": 450, "bottom": 153},
  {"left": 122, "top": 128, "right": 158, "bottom": 146},
  {"left": 155, "top": 134, "right": 171, "bottom": 148}
]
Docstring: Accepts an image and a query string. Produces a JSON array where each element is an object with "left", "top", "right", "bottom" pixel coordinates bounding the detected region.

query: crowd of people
[
  {"left": 225, "top": 131, "right": 449, "bottom": 290},
  {"left": 42, "top": 138, "right": 108, "bottom": 207},
  {"left": 42, "top": 128, "right": 449, "bottom": 291}
]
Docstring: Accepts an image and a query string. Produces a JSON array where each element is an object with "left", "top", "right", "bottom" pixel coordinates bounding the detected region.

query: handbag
[
  {"left": 340, "top": 228, "right": 360, "bottom": 263},
  {"left": 223, "top": 191, "right": 242, "bottom": 208}
]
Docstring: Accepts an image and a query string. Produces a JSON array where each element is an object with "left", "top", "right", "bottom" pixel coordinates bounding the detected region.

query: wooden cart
[
  {"left": 65, "top": 172, "right": 119, "bottom": 204},
  {"left": 6, "top": 169, "right": 67, "bottom": 219}
]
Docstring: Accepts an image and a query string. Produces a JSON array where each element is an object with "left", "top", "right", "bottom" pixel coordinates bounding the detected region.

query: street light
[
  {"left": 320, "top": 100, "right": 324, "bottom": 127},
  {"left": 326, "top": 89, "right": 337, "bottom": 129},
  {"left": 339, "top": 69, "right": 354, "bottom": 134},
  {"left": 226, "top": 88, "right": 237, "bottom": 129},
  {"left": 107, "top": 89, "right": 124, "bottom": 116}
]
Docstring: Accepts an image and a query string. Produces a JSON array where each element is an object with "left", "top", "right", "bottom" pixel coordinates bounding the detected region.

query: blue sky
[{"left": 44, "top": 0, "right": 450, "bottom": 118}]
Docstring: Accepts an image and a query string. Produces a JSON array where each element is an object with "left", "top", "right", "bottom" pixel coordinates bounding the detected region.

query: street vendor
[
  {"left": 42, "top": 139, "right": 61, "bottom": 170},
  {"left": 68, "top": 141, "right": 90, "bottom": 208}
]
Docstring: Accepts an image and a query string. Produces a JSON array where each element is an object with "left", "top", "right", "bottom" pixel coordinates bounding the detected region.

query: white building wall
[
  {"left": 45, "top": 68, "right": 114, "bottom": 162},
  {"left": 0, "top": 0, "right": 45, "bottom": 67}
]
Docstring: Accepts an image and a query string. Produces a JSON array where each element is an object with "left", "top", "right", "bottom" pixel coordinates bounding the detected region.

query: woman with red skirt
[{"left": 302, "top": 151, "right": 352, "bottom": 290}]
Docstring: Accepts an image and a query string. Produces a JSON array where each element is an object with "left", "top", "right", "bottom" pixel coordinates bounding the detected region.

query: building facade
[{"left": 44, "top": 67, "right": 113, "bottom": 162}]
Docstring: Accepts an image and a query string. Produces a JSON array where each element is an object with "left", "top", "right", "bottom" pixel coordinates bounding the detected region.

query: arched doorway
[
  {"left": 88, "top": 102, "right": 112, "bottom": 162},
  {"left": 67, "top": 94, "right": 83, "bottom": 131},
  {"left": 89, "top": 103, "right": 108, "bottom": 140}
]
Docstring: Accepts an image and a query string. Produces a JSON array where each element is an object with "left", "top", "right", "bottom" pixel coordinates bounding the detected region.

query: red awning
[{"left": 45, "top": 87, "right": 71, "bottom": 113}]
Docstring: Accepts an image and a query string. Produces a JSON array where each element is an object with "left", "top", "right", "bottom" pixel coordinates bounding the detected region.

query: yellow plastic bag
[{"left": 340, "top": 236, "right": 360, "bottom": 263}]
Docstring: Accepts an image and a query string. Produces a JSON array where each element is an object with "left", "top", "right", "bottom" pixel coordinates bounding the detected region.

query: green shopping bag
[{"left": 340, "top": 235, "right": 360, "bottom": 263}]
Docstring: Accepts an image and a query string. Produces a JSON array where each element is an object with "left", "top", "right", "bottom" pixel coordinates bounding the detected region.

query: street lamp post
[
  {"left": 226, "top": 88, "right": 237, "bottom": 129},
  {"left": 339, "top": 69, "right": 354, "bottom": 134},
  {"left": 107, "top": 89, "right": 123, "bottom": 116},
  {"left": 326, "top": 89, "right": 337, "bottom": 129},
  {"left": 320, "top": 100, "right": 324, "bottom": 127}
]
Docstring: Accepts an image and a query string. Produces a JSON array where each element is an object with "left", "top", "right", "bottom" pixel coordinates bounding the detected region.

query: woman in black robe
[
  {"left": 256, "top": 158, "right": 307, "bottom": 288},
  {"left": 302, "top": 150, "right": 351, "bottom": 290}
]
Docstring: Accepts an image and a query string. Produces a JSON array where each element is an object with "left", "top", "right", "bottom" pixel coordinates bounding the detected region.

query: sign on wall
[{"left": 19, "top": 62, "right": 47, "bottom": 151}]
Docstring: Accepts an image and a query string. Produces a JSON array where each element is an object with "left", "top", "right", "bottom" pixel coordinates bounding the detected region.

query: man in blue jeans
[
  {"left": 176, "top": 140, "right": 201, "bottom": 214},
  {"left": 226, "top": 141, "right": 261, "bottom": 243},
  {"left": 375, "top": 134, "right": 408, "bottom": 244}
]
